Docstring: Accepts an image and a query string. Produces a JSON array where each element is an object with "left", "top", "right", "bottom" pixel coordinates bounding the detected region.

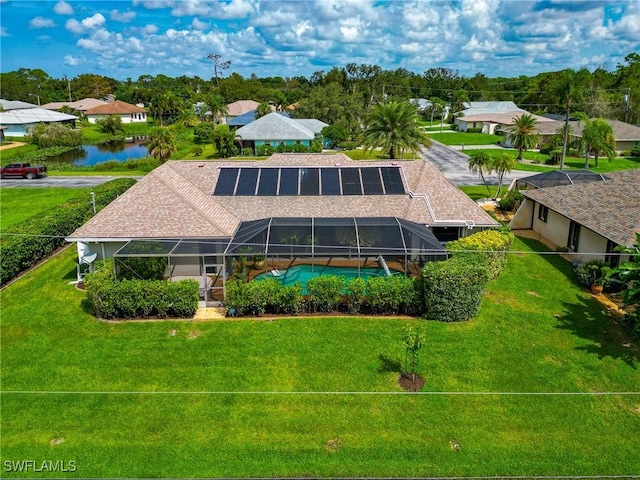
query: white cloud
[
  {"left": 0, "top": 26, "right": 9, "bottom": 37},
  {"left": 142, "top": 24, "right": 159, "bottom": 35},
  {"left": 82, "top": 13, "right": 106, "bottom": 29},
  {"left": 53, "top": 0, "right": 74, "bottom": 15},
  {"left": 111, "top": 10, "right": 137, "bottom": 23},
  {"left": 191, "top": 18, "right": 209, "bottom": 31},
  {"left": 30, "top": 16, "right": 55, "bottom": 28},
  {"left": 64, "top": 54, "right": 80, "bottom": 65},
  {"left": 65, "top": 19, "right": 83, "bottom": 34}
]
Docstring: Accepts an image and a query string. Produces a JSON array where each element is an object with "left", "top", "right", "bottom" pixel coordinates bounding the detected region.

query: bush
[
  {"left": 337, "top": 141, "right": 359, "bottom": 150},
  {"left": 447, "top": 229, "right": 514, "bottom": 280},
  {"left": 26, "top": 122, "right": 83, "bottom": 148},
  {"left": 241, "top": 147, "right": 253, "bottom": 156},
  {"left": 306, "top": 275, "right": 344, "bottom": 312},
  {"left": 84, "top": 259, "right": 198, "bottom": 319},
  {"left": 256, "top": 144, "right": 276, "bottom": 156},
  {"left": 573, "top": 259, "right": 621, "bottom": 292},
  {"left": 367, "top": 275, "right": 420, "bottom": 315},
  {"left": 193, "top": 123, "right": 214, "bottom": 144},
  {"left": 192, "top": 145, "right": 204, "bottom": 156},
  {"left": 344, "top": 277, "right": 366, "bottom": 314},
  {"left": 96, "top": 115, "right": 124, "bottom": 135},
  {"left": 0, "top": 178, "right": 135, "bottom": 285},
  {"left": 498, "top": 190, "right": 524, "bottom": 211},
  {"left": 466, "top": 128, "right": 483, "bottom": 134},
  {"left": 225, "top": 278, "right": 303, "bottom": 316},
  {"left": 630, "top": 147, "right": 640, "bottom": 158},
  {"left": 421, "top": 257, "right": 490, "bottom": 322}
]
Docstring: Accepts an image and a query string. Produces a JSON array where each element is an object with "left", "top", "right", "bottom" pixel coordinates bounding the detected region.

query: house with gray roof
[
  {"left": 235, "top": 112, "right": 328, "bottom": 153},
  {"left": 0, "top": 99, "right": 38, "bottom": 110},
  {"left": 67, "top": 153, "right": 498, "bottom": 305},
  {"left": 0, "top": 108, "right": 78, "bottom": 137},
  {"left": 509, "top": 169, "right": 640, "bottom": 264}
]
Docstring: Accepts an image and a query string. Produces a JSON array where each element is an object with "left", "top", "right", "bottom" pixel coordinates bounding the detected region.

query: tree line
[{"left": 1, "top": 53, "right": 638, "bottom": 134}]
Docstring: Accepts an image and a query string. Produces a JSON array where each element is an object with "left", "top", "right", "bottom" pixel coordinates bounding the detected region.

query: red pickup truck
[{"left": 0, "top": 163, "right": 48, "bottom": 179}]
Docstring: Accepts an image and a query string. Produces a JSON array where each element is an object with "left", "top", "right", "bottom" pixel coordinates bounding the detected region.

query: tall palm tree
[
  {"left": 468, "top": 150, "right": 493, "bottom": 197},
  {"left": 553, "top": 68, "right": 588, "bottom": 169},
  {"left": 360, "top": 101, "right": 431, "bottom": 159},
  {"left": 582, "top": 118, "right": 616, "bottom": 168},
  {"left": 146, "top": 128, "right": 177, "bottom": 163},
  {"left": 490, "top": 153, "right": 517, "bottom": 200},
  {"left": 507, "top": 113, "right": 540, "bottom": 161}
]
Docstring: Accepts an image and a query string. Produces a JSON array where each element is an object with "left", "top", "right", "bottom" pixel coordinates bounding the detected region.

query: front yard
[{"left": 1, "top": 236, "right": 638, "bottom": 477}]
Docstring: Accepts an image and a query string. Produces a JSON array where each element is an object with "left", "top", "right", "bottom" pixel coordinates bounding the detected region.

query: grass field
[
  {"left": 427, "top": 132, "right": 503, "bottom": 145},
  {"left": 0, "top": 187, "right": 90, "bottom": 229},
  {"left": 459, "top": 185, "right": 499, "bottom": 201},
  {"left": 1, "top": 238, "right": 638, "bottom": 477}
]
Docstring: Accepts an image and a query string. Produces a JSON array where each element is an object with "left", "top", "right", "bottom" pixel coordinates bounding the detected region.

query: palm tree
[
  {"left": 553, "top": 68, "right": 589, "bottom": 169},
  {"left": 146, "top": 128, "right": 177, "bottom": 163},
  {"left": 212, "top": 124, "right": 239, "bottom": 158},
  {"left": 490, "top": 153, "right": 517, "bottom": 200},
  {"left": 255, "top": 102, "right": 272, "bottom": 119},
  {"left": 207, "top": 94, "right": 228, "bottom": 125},
  {"left": 468, "top": 150, "right": 493, "bottom": 197},
  {"left": 507, "top": 113, "right": 540, "bottom": 161},
  {"left": 360, "top": 101, "right": 431, "bottom": 159},
  {"left": 582, "top": 118, "right": 616, "bottom": 168}
]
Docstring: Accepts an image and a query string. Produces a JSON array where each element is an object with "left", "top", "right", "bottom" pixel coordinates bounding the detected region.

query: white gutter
[{"left": 408, "top": 190, "right": 476, "bottom": 230}]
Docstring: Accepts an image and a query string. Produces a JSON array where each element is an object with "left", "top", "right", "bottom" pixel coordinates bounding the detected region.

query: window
[
  {"left": 605, "top": 240, "right": 620, "bottom": 267},
  {"left": 537, "top": 204, "right": 548, "bottom": 222},
  {"left": 567, "top": 221, "right": 581, "bottom": 251}
]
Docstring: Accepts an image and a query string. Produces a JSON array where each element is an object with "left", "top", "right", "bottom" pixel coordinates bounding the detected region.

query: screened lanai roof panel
[
  {"left": 518, "top": 169, "right": 609, "bottom": 189},
  {"left": 171, "top": 238, "right": 225, "bottom": 255}
]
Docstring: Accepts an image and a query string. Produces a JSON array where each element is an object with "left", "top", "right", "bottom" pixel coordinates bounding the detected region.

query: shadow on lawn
[
  {"left": 378, "top": 354, "right": 402, "bottom": 374},
  {"left": 516, "top": 236, "right": 578, "bottom": 280},
  {"left": 555, "top": 297, "right": 638, "bottom": 368}
]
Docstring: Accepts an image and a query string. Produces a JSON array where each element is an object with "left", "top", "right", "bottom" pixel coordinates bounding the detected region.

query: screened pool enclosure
[{"left": 113, "top": 217, "right": 446, "bottom": 305}]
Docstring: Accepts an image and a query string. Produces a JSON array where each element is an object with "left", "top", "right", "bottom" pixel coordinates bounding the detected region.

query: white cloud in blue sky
[{"left": 1, "top": 0, "right": 638, "bottom": 80}]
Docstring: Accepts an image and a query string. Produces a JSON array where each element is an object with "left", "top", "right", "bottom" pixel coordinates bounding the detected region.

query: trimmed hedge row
[
  {"left": 447, "top": 229, "right": 514, "bottom": 280},
  {"left": 0, "top": 178, "right": 135, "bottom": 285},
  {"left": 84, "top": 259, "right": 199, "bottom": 319},
  {"left": 225, "top": 274, "right": 421, "bottom": 316}
]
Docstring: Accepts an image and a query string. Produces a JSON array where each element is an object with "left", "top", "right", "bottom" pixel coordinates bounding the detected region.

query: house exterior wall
[
  {"left": 87, "top": 113, "right": 147, "bottom": 124},
  {"left": 531, "top": 206, "right": 571, "bottom": 248},
  {"left": 509, "top": 198, "right": 535, "bottom": 229},
  {"left": 616, "top": 140, "right": 639, "bottom": 152},
  {"left": 577, "top": 227, "right": 609, "bottom": 262},
  {"left": 255, "top": 140, "right": 310, "bottom": 147}
]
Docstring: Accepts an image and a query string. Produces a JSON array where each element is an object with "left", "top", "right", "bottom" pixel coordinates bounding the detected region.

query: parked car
[{"left": 0, "top": 163, "right": 48, "bottom": 179}]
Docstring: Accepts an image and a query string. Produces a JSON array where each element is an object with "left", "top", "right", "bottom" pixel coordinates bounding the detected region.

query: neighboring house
[
  {"left": 224, "top": 100, "right": 260, "bottom": 123},
  {"left": 509, "top": 169, "right": 640, "bottom": 264},
  {"left": 227, "top": 109, "right": 292, "bottom": 129},
  {"left": 41, "top": 98, "right": 108, "bottom": 115},
  {"left": 0, "top": 99, "right": 38, "bottom": 110},
  {"left": 512, "top": 169, "right": 609, "bottom": 190},
  {"left": 457, "top": 112, "right": 552, "bottom": 136},
  {"left": 235, "top": 112, "right": 328, "bottom": 152},
  {"left": 0, "top": 108, "right": 77, "bottom": 137},
  {"left": 84, "top": 100, "right": 147, "bottom": 124},
  {"left": 66, "top": 153, "right": 499, "bottom": 305}
]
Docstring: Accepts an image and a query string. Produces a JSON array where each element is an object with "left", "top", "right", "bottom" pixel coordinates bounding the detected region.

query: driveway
[
  {"left": 0, "top": 175, "right": 141, "bottom": 188},
  {"left": 422, "top": 140, "right": 531, "bottom": 186}
]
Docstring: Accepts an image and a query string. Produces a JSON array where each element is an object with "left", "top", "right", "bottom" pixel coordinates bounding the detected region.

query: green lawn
[
  {"left": 459, "top": 185, "right": 499, "bottom": 201},
  {"left": 0, "top": 187, "right": 90, "bottom": 229},
  {"left": 1, "top": 239, "right": 638, "bottom": 477},
  {"left": 464, "top": 149, "right": 640, "bottom": 173},
  {"left": 427, "top": 132, "right": 503, "bottom": 145}
]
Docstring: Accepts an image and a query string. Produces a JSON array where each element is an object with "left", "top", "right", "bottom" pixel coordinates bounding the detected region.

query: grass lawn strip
[{"left": 1, "top": 240, "right": 639, "bottom": 477}]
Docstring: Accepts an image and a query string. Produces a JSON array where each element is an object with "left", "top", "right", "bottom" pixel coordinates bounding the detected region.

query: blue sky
[{"left": 1, "top": 0, "right": 638, "bottom": 80}]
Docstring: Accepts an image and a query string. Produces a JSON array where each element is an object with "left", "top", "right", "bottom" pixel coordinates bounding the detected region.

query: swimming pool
[{"left": 254, "top": 264, "right": 392, "bottom": 290}]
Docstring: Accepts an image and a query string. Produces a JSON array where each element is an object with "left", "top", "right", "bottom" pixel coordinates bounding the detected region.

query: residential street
[
  {"left": 0, "top": 175, "right": 141, "bottom": 188},
  {"left": 421, "top": 140, "right": 531, "bottom": 186}
]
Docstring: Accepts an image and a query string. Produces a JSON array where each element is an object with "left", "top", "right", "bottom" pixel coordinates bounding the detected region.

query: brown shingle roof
[
  {"left": 522, "top": 169, "right": 640, "bottom": 246},
  {"left": 226, "top": 100, "right": 259, "bottom": 117},
  {"left": 68, "top": 154, "right": 498, "bottom": 241},
  {"left": 85, "top": 100, "right": 147, "bottom": 115}
]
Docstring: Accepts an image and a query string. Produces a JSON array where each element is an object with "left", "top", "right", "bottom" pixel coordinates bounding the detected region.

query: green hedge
[
  {"left": 447, "top": 229, "right": 514, "bottom": 280},
  {"left": 366, "top": 275, "right": 421, "bottom": 315},
  {"left": 225, "top": 278, "right": 304, "bottom": 316},
  {"left": 0, "top": 178, "right": 135, "bottom": 285},
  {"left": 84, "top": 259, "right": 199, "bottom": 319},
  {"left": 421, "top": 256, "right": 491, "bottom": 322}
]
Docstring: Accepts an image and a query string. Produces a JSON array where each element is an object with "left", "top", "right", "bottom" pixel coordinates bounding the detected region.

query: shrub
[
  {"left": 241, "top": 147, "right": 253, "bottom": 156},
  {"left": 367, "top": 275, "right": 420, "bottom": 315},
  {"left": 256, "top": 144, "right": 276, "bottom": 156},
  {"left": 306, "top": 275, "right": 344, "bottom": 312},
  {"left": 545, "top": 149, "right": 562, "bottom": 165},
  {"left": 466, "top": 128, "right": 483, "bottom": 134},
  {"left": 96, "top": 115, "right": 124, "bottom": 135},
  {"left": 573, "top": 259, "right": 621, "bottom": 292},
  {"left": 26, "top": 122, "right": 83, "bottom": 148},
  {"left": 447, "top": 229, "right": 514, "bottom": 280},
  {"left": 0, "top": 178, "right": 135, "bottom": 285},
  {"left": 84, "top": 259, "right": 198, "bottom": 319},
  {"left": 421, "top": 256, "right": 490, "bottom": 322},
  {"left": 193, "top": 123, "right": 214, "bottom": 144},
  {"left": 337, "top": 141, "right": 359, "bottom": 150},
  {"left": 630, "top": 147, "right": 640, "bottom": 158},
  {"left": 498, "top": 189, "right": 524, "bottom": 211},
  {"left": 225, "top": 278, "right": 303, "bottom": 316},
  {"left": 192, "top": 145, "right": 204, "bottom": 156},
  {"left": 344, "top": 277, "right": 366, "bottom": 314}
]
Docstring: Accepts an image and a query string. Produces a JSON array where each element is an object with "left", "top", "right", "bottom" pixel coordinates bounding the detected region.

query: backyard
[{"left": 1, "top": 232, "right": 638, "bottom": 477}]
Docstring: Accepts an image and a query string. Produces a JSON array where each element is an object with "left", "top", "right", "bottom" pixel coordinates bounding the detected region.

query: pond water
[{"left": 53, "top": 139, "right": 149, "bottom": 166}]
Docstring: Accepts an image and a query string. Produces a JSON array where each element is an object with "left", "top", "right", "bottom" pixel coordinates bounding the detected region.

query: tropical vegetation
[{"left": 507, "top": 113, "right": 540, "bottom": 161}]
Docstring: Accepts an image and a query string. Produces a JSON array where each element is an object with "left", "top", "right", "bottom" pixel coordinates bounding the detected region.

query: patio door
[{"left": 567, "top": 221, "right": 581, "bottom": 252}]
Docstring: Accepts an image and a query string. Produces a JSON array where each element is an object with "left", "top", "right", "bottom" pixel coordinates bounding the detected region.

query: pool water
[{"left": 254, "top": 264, "right": 392, "bottom": 291}]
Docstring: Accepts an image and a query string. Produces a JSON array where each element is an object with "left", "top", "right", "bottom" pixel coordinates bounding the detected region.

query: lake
[{"left": 53, "top": 140, "right": 149, "bottom": 166}]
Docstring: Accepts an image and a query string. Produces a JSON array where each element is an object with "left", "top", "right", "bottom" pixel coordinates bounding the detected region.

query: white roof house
[
  {"left": 0, "top": 99, "right": 39, "bottom": 110},
  {"left": 461, "top": 101, "right": 527, "bottom": 117},
  {"left": 0, "top": 108, "right": 78, "bottom": 137},
  {"left": 235, "top": 112, "right": 327, "bottom": 144}
]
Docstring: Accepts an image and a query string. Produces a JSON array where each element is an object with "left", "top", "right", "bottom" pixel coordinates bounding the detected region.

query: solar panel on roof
[
  {"left": 279, "top": 168, "right": 299, "bottom": 195},
  {"left": 381, "top": 167, "right": 405, "bottom": 194},
  {"left": 235, "top": 168, "right": 260, "bottom": 195},
  {"left": 341, "top": 168, "right": 362, "bottom": 195},
  {"left": 300, "top": 168, "right": 320, "bottom": 195},
  {"left": 213, "top": 168, "right": 239, "bottom": 195},
  {"left": 361, "top": 168, "right": 384, "bottom": 195},
  {"left": 257, "top": 168, "right": 279, "bottom": 196},
  {"left": 321, "top": 168, "right": 341, "bottom": 195}
]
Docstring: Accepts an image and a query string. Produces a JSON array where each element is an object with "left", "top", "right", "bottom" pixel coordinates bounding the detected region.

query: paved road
[
  {"left": 422, "top": 140, "right": 531, "bottom": 186},
  {"left": 0, "top": 175, "right": 141, "bottom": 188}
]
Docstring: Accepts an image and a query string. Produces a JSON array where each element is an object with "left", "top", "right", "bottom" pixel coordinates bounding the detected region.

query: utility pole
[
  {"left": 207, "top": 54, "right": 231, "bottom": 87},
  {"left": 624, "top": 87, "right": 631, "bottom": 124}
]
